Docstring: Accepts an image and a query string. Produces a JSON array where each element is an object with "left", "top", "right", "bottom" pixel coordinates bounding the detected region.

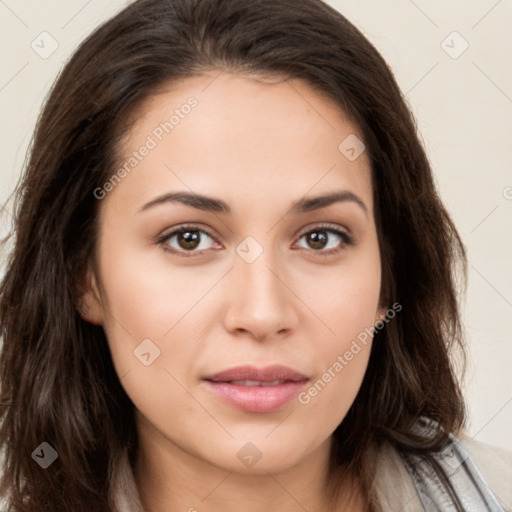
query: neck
[{"left": 132, "top": 417, "right": 364, "bottom": 512}]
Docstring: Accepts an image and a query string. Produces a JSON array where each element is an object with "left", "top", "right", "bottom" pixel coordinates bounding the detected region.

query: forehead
[{"left": 110, "top": 72, "right": 373, "bottom": 216}]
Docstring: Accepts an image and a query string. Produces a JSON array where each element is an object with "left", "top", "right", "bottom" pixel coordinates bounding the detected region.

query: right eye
[{"left": 157, "top": 225, "right": 222, "bottom": 257}]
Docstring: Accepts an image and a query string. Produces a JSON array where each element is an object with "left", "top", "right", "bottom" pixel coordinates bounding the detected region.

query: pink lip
[{"left": 203, "top": 365, "right": 309, "bottom": 413}]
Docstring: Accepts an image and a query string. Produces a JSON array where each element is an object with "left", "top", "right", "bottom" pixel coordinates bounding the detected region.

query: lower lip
[{"left": 204, "top": 380, "right": 308, "bottom": 413}]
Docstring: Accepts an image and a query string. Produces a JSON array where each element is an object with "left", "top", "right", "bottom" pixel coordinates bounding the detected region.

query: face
[{"left": 82, "top": 72, "right": 385, "bottom": 475}]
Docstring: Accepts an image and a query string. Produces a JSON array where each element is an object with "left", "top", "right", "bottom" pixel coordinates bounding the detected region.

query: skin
[{"left": 81, "top": 71, "right": 386, "bottom": 512}]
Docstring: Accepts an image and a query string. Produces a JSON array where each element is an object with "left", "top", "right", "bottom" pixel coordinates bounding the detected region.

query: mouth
[{"left": 202, "top": 365, "right": 309, "bottom": 413}]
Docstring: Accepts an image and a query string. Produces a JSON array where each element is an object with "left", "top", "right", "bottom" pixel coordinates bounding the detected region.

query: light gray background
[{"left": 1, "top": 1, "right": 511, "bottom": 450}]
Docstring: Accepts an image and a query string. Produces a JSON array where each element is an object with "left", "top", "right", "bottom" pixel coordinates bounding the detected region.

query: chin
[{"left": 205, "top": 436, "right": 322, "bottom": 476}]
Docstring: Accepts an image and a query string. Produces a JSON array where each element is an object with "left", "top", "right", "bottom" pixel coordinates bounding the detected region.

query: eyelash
[{"left": 156, "top": 223, "right": 355, "bottom": 258}]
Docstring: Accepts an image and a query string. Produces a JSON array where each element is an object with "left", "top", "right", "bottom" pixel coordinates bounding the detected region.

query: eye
[
  {"left": 157, "top": 225, "right": 221, "bottom": 257},
  {"left": 294, "top": 224, "right": 354, "bottom": 256}
]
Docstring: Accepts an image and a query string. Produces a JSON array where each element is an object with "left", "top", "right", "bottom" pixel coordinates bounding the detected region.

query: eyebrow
[{"left": 138, "top": 190, "right": 368, "bottom": 217}]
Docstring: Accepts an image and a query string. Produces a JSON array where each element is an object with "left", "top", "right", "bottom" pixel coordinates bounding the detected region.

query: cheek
[
  {"left": 97, "top": 235, "right": 219, "bottom": 338},
  {"left": 296, "top": 277, "right": 379, "bottom": 427},
  {"left": 94, "top": 237, "right": 217, "bottom": 396},
  {"left": 97, "top": 256, "right": 207, "bottom": 427},
  {"left": 303, "top": 247, "right": 382, "bottom": 345},
  {"left": 297, "top": 247, "right": 381, "bottom": 408}
]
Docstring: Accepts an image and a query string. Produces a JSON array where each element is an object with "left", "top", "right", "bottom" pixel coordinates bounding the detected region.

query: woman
[{"left": 0, "top": 0, "right": 510, "bottom": 510}]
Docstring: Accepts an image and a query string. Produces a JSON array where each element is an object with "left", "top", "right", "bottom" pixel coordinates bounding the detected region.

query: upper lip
[{"left": 203, "top": 364, "right": 309, "bottom": 383}]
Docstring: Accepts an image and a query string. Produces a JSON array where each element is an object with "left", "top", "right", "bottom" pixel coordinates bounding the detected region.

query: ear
[{"left": 77, "top": 264, "right": 105, "bottom": 326}]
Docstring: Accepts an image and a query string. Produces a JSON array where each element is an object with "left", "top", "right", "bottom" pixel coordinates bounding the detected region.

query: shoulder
[
  {"left": 456, "top": 431, "right": 512, "bottom": 509},
  {"left": 404, "top": 419, "right": 510, "bottom": 511},
  {"left": 371, "top": 419, "right": 512, "bottom": 511},
  {"left": 111, "top": 446, "right": 145, "bottom": 512},
  {"left": 371, "top": 440, "right": 425, "bottom": 511}
]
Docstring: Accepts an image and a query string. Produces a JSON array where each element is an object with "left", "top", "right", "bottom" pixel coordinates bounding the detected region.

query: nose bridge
[{"left": 223, "top": 235, "right": 297, "bottom": 338}]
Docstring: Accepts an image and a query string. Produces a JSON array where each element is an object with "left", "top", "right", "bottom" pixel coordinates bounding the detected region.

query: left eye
[{"left": 295, "top": 226, "right": 353, "bottom": 253}]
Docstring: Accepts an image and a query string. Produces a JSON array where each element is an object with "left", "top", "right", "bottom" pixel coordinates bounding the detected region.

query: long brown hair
[{"left": 0, "top": 0, "right": 467, "bottom": 510}]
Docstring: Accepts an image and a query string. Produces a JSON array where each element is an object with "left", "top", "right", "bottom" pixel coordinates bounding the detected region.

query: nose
[{"left": 222, "top": 246, "right": 299, "bottom": 342}]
